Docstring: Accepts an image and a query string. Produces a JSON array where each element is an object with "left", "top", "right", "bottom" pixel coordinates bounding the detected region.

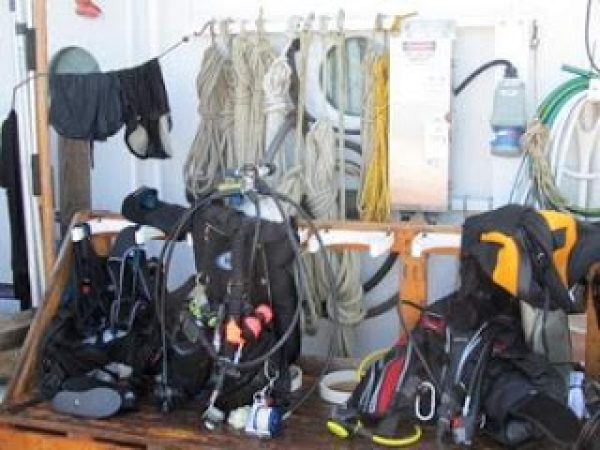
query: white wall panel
[{"left": 21, "top": 0, "right": 597, "bottom": 355}]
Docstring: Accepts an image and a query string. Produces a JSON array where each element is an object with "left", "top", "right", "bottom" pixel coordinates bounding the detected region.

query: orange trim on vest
[
  {"left": 481, "top": 231, "right": 520, "bottom": 296},
  {"left": 540, "top": 210, "right": 577, "bottom": 287}
]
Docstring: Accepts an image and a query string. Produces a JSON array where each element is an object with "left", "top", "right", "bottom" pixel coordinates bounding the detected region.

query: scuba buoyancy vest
[
  {"left": 434, "top": 293, "right": 581, "bottom": 447},
  {"left": 462, "top": 205, "right": 570, "bottom": 311},
  {"left": 482, "top": 350, "right": 580, "bottom": 447},
  {"left": 70, "top": 225, "right": 114, "bottom": 336},
  {"left": 461, "top": 204, "right": 600, "bottom": 313},
  {"left": 328, "top": 310, "right": 447, "bottom": 446},
  {"left": 188, "top": 203, "right": 300, "bottom": 410},
  {"left": 191, "top": 203, "right": 300, "bottom": 363},
  {"left": 121, "top": 187, "right": 301, "bottom": 412},
  {"left": 331, "top": 293, "right": 582, "bottom": 448},
  {"left": 40, "top": 226, "right": 161, "bottom": 414}
]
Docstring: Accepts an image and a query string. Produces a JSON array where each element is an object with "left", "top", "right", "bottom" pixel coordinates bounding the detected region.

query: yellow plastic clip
[
  {"left": 372, "top": 425, "right": 422, "bottom": 447},
  {"left": 326, "top": 419, "right": 351, "bottom": 439}
]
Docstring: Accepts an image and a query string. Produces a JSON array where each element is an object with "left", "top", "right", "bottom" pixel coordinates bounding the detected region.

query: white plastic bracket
[
  {"left": 410, "top": 231, "right": 461, "bottom": 257},
  {"left": 71, "top": 218, "right": 134, "bottom": 242},
  {"left": 302, "top": 229, "right": 394, "bottom": 257}
]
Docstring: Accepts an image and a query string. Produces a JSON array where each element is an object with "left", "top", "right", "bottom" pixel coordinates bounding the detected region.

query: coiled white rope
[
  {"left": 301, "top": 116, "right": 365, "bottom": 353},
  {"left": 263, "top": 51, "right": 294, "bottom": 184},
  {"left": 296, "top": 29, "right": 364, "bottom": 355},
  {"left": 232, "top": 31, "right": 276, "bottom": 166},
  {"left": 336, "top": 29, "right": 347, "bottom": 219},
  {"left": 184, "top": 43, "right": 235, "bottom": 197},
  {"left": 272, "top": 31, "right": 312, "bottom": 211},
  {"left": 304, "top": 120, "right": 337, "bottom": 216}
]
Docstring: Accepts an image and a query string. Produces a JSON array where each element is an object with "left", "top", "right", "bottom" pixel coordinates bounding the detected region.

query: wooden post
[
  {"left": 585, "top": 265, "right": 600, "bottom": 378},
  {"left": 399, "top": 256, "right": 428, "bottom": 330},
  {"left": 33, "top": 0, "right": 56, "bottom": 278}
]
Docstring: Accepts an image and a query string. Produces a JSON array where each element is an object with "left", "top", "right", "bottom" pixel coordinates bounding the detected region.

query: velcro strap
[
  {"left": 376, "top": 356, "right": 405, "bottom": 415},
  {"left": 512, "top": 393, "right": 581, "bottom": 446}
]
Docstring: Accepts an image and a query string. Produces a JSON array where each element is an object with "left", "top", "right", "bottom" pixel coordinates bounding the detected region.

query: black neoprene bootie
[{"left": 51, "top": 376, "right": 137, "bottom": 419}]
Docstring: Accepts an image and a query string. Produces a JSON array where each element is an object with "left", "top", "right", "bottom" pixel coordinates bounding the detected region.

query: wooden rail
[{"left": 33, "top": 0, "right": 56, "bottom": 278}]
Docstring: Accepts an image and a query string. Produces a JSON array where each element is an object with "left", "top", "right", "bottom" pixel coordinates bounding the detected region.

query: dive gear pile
[
  {"left": 329, "top": 204, "right": 600, "bottom": 448},
  {"left": 39, "top": 165, "right": 339, "bottom": 436},
  {"left": 11, "top": 9, "right": 600, "bottom": 447}
]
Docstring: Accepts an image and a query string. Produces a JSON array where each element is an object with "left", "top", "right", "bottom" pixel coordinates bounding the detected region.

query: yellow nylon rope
[{"left": 358, "top": 55, "right": 390, "bottom": 222}]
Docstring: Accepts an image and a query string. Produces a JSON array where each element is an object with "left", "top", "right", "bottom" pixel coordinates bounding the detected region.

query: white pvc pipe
[{"left": 11, "top": 0, "right": 43, "bottom": 306}]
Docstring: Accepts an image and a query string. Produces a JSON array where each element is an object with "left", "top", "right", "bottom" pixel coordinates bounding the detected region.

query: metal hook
[
  {"left": 11, "top": 73, "right": 47, "bottom": 111},
  {"left": 240, "top": 19, "right": 248, "bottom": 35},
  {"left": 287, "top": 15, "right": 303, "bottom": 35},
  {"left": 303, "top": 12, "right": 315, "bottom": 32},
  {"left": 336, "top": 9, "right": 345, "bottom": 33},
  {"left": 319, "top": 15, "right": 331, "bottom": 35},
  {"left": 209, "top": 20, "right": 216, "bottom": 44},
  {"left": 374, "top": 13, "right": 384, "bottom": 33},
  {"left": 391, "top": 12, "right": 417, "bottom": 34},
  {"left": 256, "top": 6, "right": 265, "bottom": 35},
  {"left": 219, "top": 18, "right": 233, "bottom": 40}
]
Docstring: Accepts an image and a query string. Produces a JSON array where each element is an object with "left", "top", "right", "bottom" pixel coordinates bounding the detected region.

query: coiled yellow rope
[{"left": 358, "top": 55, "right": 391, "bottom": 222}]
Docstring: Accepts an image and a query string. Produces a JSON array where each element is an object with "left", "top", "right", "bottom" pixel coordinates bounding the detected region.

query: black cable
[
  {"left": 266, "top": 190, "right": 342, "bottom": 418},
  {"left": 396, "top": 296, "right": 442, "bottom": 393},
  {"left": 586, "top": 0, "right": 600, "bottom": 74},
  {"left": 576, "top": 407, "right": 600, "bottom": 449},
  {"left": 339, "top": 138, "right": 362, "bottom": 154},
  {"left": 542, "top": 289, "right": 550, "bottom": 360},
  {"left": 364, "top": 293, "right": 398, "bottom": 319},
  {"left": 364, "top": 295, "right": 444, "bottom": 320},
  {"left": 247, "top": 192, "right": 262, "bottom": 275},
  {"left": 453, "top": 59, "right": 517, "bottom": 96},
  {"left": 363, "top": 253, "right": 398, "bottom": 293}
]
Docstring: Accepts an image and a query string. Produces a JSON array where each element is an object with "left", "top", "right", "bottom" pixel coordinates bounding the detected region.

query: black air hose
[
  {"left": 453, "top": 59, "right": 518, "bottom": 96},
  {"left": 363, "top": 253, "right": 398, "bottom": 293}
]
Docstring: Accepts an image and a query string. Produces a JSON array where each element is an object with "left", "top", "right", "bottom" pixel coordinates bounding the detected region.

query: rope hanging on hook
[
  {"left": 336, "top": 20, "right": 347, "bottom": 219},
  {"left": 231, "top": 30, "right": 276, "bottom": 166},
  {"left": 357, "top": 49, "right": 377, "bottom": 216},
  {"left": 183, "top": 41, "right": 235, "bottom": 197},
  {"left": 274, "top": 29, "right": 312, "bottom": 209},
  {"left": 358, "top": 55, "right": 391, "bottom": 222},
  {"left": 263, "top": 51, "right": 294, "bottom": 182},
  {"left": 295, "top": 20, "right": 364, "bottom": 355}
]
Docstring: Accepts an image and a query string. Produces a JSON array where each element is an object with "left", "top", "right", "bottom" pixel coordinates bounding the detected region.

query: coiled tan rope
[
  {"left": 184, "top": 43, "right": 235, "bottom": 197},
  {"left": 232, "top": 31, "right": 276, "bottom": 166}
]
